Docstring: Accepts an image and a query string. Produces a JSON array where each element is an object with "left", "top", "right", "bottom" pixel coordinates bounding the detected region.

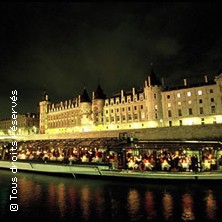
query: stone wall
[{"left": 23, "top": 123, "right": 222, "bottom": 141}]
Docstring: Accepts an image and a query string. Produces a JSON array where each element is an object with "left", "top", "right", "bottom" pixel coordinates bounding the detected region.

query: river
[{"left": 0, "top": 169, "right": 221, "bottom": 221}]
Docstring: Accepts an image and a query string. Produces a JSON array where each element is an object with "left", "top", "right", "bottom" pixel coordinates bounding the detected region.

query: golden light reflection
[
  {"left": 93, "top": 189, "right": 105, "bottom": 218},
  {"left": 162, "top": 192, "right": 173, "bottom": 220},
  {"left": 67, "top": 187, "right": 77, "bottom": 214},
  {"left": 145, "top": 191, "right": 156, "bottom": 220},
  {"left": 181, "top": 193, "right": 195, "bottom": 221},
  {"left": 127, "top": 189, "right": 140, "bottom": 218},
  {"left": 80, "top": 186, "right": 90, "bottom": 221},
  {"left": 205, "top": 190, "right": 216, "bottom": 221},
  {"left": 17, "top": 178, "right": 36, "bottom": 206},
  {"left": 48, "top": 183, "right": 56, "bottom": 210},
  {"left": 57, "top": 183, "right": 66, "bottom": 217}
]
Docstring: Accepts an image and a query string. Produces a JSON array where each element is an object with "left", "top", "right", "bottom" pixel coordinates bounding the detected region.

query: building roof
[
  {"left": 94, "top": 84, "right": 106, "bottom": 99},
  {"left": 149, "top": 68, "right": 162, "bottom": 86},
  {"left": 80, "top": 87, "right": 91, "bottom": 103}
]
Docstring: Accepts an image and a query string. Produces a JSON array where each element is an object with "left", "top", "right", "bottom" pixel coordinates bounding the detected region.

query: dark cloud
[{"left": 1, "top": 2, "right": 222, "bottom": 119}]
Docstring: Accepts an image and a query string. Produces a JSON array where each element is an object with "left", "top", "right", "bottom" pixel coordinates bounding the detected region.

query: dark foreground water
[{"left": 0, "top": 169, "right": 222, "bottom": 221}]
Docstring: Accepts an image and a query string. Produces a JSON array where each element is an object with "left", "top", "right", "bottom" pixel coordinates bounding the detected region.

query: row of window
[
  {"left": 105, "top": 94, "right": 144, "bottom": 106},
  {"left": 104, "top": 105, "right": 144, "bottom": 114},
  {"left": 168, "top": 106, "right": 216, "bottom": 117},
  {"left": 168, "top": 118, "right": 217, "bottom": 127},
  {"left": 167, "top": 98, "right": 216, "bottom": 107},
  {"left": 166, "top": 88, "right": 214, "bottom": 99}
]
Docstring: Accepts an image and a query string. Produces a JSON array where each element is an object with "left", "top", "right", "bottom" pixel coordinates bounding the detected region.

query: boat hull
[{"left": 1, "top": 160, "right": 222, "bottom": 181}]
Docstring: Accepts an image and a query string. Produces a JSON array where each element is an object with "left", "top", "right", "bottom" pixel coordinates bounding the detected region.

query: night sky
[{"left": 1, "top": 2, "right": 222, "bottom": 119}]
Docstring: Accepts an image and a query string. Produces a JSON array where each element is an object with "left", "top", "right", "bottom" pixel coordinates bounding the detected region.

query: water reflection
[
  {"left": 205, "top": 190, "right": 216, "bottom": 221},
  {"left": 57, "top": 183, "right": 66, "bottom": 218},
  {"left": 80, "top": 186, "right": 91, "bottom": 221},
  {"left": 181, "top": 193, "right": 195, "bottom": 221},
  {"left": 127, "top": 189, "right": 140, "bottom": 220},
  {"left": 0, "top": 170, "right": 222, "bottom": 221},
  {"left": 162, "top": 192, "right": 173, "bottom": 220},
  {"left": 145, "top": 191, "right": 156, "bottom": 220}
]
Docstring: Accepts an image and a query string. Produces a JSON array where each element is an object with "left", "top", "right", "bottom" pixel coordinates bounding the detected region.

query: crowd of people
[
  {"left": 1, "top": 141, "right": 222, "bottom": 172},
  {"left": 125, "top": 149, "right": 222, "bottom": 172}
]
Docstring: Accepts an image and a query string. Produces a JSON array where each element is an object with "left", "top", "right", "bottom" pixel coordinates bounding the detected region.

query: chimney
[
  {"left": 161, "top": 77, "right": 164, "bottom": 86},
  {"left": 204, "top": 75, "right": 208, "bottom": 83},
  {"left": 148, "top": 76, "right": 151, "bottom": 86},
  {"left": 92, "top": 91, "right": 95, "bottom": 100},
  {"left": 121, "top": 89, "right": 124, "bottom": 98},
  {"left": 132, "top": 87, "right": 135, "bottom": 96},
  {"left": 183, "top": 78, "right": 187, "bottom": 86}
]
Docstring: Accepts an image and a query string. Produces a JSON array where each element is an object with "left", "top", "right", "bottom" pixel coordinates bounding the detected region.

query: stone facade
[
  {"left": 39, "top": 68, "right": 222, "bottom": 136},
  {"left": 0, "top": 113, "right": 39, "bottom": 135}
]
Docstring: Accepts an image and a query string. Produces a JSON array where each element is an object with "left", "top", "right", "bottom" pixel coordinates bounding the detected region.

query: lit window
[
  {"left": 178, "top": 101, "right": 181, "bottom": 106},
  {"left": 177, "top": 93, "right": 180, "bottom": 98},
  {"left": 187, "top": 92, "right": 191, "bottom": 96},
  {"left": 141, "top": 113, "right": 145, "bottom": 119},
  {"left": 198, "top": 90, "right": 202, "bottom": 95},
  {"left": 188, "top": 100, "right": 192, "bottom": 104},
  {"left": 168, "top": 103, "right": 171, "bottom": 108},
  {"left": 155, "top": 105, "right": 158, "bottom": 111}
]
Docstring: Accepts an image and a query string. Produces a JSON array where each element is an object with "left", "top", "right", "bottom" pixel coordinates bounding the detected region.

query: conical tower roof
[
  {"left": 94, "top": 84, "right": 106, "bottom": 99},
  {"left": 80, "top": 87, "right": 91, "bottom": 103},
  {"left": 149, "top": 66, "right": 162, "bottom": 86}
]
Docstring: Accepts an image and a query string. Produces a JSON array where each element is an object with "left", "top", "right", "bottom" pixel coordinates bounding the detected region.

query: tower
[
  {"left": 39, "top": 90, "right": 51, "bottom": 134},
  {"left": 144, "top": 65, "right": 163, "bottom": 126},
  {"left": 92, "top": 84, "right": 106, "bottom": 126},
  {"left": 79, "top": 87, "right": 92, "bottom": 131}
]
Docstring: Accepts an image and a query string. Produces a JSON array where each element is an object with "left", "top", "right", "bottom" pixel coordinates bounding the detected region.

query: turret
[
  {"left": 79, "top": 87, "right": 92, "bottom": 127},
  {"left": 39, "top": 89, "right": 51, "bottom": 134},
  {"left": 144, "top": 66, "right": 163, "bottom": 125},
  {"left": 92, "top": 84, "right": 106, "bottom": 125}
]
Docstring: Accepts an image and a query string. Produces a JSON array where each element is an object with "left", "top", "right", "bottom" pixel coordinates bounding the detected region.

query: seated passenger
[
  {"left": 81, "top": 155, "right": 89, "bottom": 162},
  {"left": 68, "top": 154, "right": 77, "bottom": 162},
  {"left": 57, "top": 154, "right": 64, "bottom": 162},
  {"left": 142, "top": 158, "right": 153, "bottom": 171},
  {"left": 161, "top": 159, "right": 171, "bottom": 171},
  {"left": 127, "top": 158, "right": 138, "bottom": 170}
]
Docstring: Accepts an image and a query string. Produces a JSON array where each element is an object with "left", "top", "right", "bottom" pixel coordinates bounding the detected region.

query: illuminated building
[
  {"left": 0, "top": 113, "right": 39, "bottom": 135},
  {"left": 39, "top": 68, "right": 222, "bottom": 134}
]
